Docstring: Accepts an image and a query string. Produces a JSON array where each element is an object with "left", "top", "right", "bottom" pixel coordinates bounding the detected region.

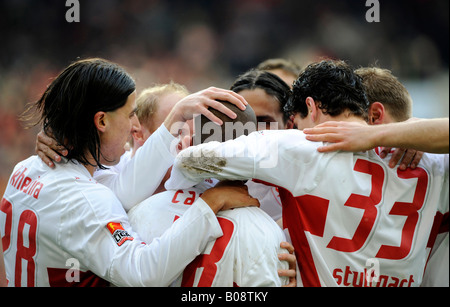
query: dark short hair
[
  {"left": 32, "top": 58, "right": 135, "bottom": 169},
  {"left": 285, "top": 60, "right": 369, "bottom": 121},
  {"left": 230, "top": 69, "right": 292, "bottom": 124}
]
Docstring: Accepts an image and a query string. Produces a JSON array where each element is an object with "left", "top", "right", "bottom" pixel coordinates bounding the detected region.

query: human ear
[
  {"left": 131, "top": 127, "right": 146, "bottom": 147},
  {"left": 368, "top": 102, "right": 385, "bottom": 125},
  {"left": 94, "top": 111, "right": 107, "bottom": 133},
  {"left": 306, "top": 97, "right": 319, "bottom": 122}
]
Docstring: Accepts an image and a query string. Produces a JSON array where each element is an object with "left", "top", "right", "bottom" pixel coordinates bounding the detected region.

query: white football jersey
[
  {"left": 0, "top": 156, "right": 222, "bottom": 287},
  {"left": 128, "top": 180, "right": 289, "bottom": 287},
  {"left": 166, "top": 129, "right": 449, "bottom": 287}
]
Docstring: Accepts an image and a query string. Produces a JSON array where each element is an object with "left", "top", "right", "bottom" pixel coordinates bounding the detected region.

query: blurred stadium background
[{"left": 0, "top": 0, "right": 448, "bottom": 195}]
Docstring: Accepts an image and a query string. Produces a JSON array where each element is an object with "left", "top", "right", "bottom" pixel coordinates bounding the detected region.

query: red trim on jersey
[
  {"left": 47, "top": 268, "right": 109, "bottom": 287},
  {"left": 252, "top": 179, "right": 282, "bottom": 207},
  {"left": 279, "top": 187, "right": 329, "bottom": 287},
  {"left": 254, "top": 179, "right": 330, "bottom": 286},
  {"left": 439, "top": 212, "right": 449, "bottom": 234},
  {"left": 423, "top": 211, "right": 449, "bottom": 277},
  {"left": 426, "top": 212, "right": 449, "bottom": 249}
]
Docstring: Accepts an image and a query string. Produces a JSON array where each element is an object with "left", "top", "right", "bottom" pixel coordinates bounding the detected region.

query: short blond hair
[
  {"left": 355, "top": 67, "right": 412, "bottom": 122},
  {"left": 136, "top": 82, "right": 189, "bottom": 129},
  {"left": 257, "top": 58, "right": 302, "bottom": 78}
]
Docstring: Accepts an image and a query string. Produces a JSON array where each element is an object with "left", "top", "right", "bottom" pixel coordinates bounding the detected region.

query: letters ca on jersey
[{"left": 106, "top": 222, "right": 134, "bottom": 246}]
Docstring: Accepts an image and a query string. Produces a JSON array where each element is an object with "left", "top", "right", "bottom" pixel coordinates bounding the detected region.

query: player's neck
[
  {"left": 83, "top": 163, "right": 96, "bottom": 177},
  {"left": 326, "top": 112, "right": 367, "bottom": 125},
  {"left": 80, "top": 153, "right": 98, "bottom": 176}
]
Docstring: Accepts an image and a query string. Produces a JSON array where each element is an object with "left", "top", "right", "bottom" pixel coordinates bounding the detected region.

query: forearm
[
  {"left": 110, "top": 198, "right": 222, "bottom": 286},
  {"left": 374, "top": 118, "right": 449, "bottom": 153},
  {"left": 166, "top": 130, "right": 302, "bottom": 192},
  {"left": 304, "top": 118, "right": 449, "bottom": 154},
  {"left": 165, "top": 138, "right": 255, "bottom": 190}
]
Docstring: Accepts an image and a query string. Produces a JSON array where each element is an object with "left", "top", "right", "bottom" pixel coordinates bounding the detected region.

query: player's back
[
  {"left": 269, "top": 131, "right": 449, "bottom": 287},
  {"left": 128, "top": 182, "right": 288, "bottom": 287},
  {"left": 1, "top": 155, "right": 117, "bottom": 286},
  {"left": 167, "top": 128, "right": 449, "bottom": 286}
]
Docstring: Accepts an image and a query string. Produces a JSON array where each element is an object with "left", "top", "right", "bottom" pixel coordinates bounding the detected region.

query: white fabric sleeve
[
  {"left": 165, "top": 130, "right": 312, "bottom": 192},
  {"left": 109, "top": 197, "right": 223, "bottom": 286},
  {"left": 61, "top": 189, "right": 222, "bottom": 287},
  {"left": 96, "top": 124, "right": 178, "bottom": 211},
  {"left": 165, "top": 133, "right": 257, "bottom": 190}
]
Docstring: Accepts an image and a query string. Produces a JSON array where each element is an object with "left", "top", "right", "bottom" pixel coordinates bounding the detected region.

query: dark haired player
[
  {"left": 0, "top": 58, "right": 258, "bottom": 287},
  {"left": 167, "top": 60, "right": 449, "bottom": 287}
]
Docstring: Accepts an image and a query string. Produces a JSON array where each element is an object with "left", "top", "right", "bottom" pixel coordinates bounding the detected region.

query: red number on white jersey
[
  {"left": 1, "top": 198, "right": 38, "bottom": 287},
  {"left": 181, "top": 217, "right": 234, "bottom": 286},
  {"left": 281, "top": 158, "right": 430, "bottom": 286},
  {"left": 376, "top": 167, "right": 428, "bottom": 259},
  {"left": 327, "top": 159, "right": 384, "bottom": 252}
]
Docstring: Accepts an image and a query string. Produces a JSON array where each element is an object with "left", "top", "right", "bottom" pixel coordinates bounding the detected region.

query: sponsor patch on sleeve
[{"left": 107, "top": 222, "right": 134, "bottom": 246}]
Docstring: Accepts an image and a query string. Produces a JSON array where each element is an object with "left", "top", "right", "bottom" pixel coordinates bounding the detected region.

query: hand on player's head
[{"left": 163, "top": 87, "right": 249, "bottom": 136}]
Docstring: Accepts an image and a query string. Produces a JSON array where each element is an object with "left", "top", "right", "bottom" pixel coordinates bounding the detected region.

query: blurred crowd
[{"left": 0, "top": 0, "right": 448, "bottom": 194}]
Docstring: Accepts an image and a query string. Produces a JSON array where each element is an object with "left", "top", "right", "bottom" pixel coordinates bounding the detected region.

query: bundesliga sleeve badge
[{"left": 107, "top": 222, "right": 134, "bottom": 246}]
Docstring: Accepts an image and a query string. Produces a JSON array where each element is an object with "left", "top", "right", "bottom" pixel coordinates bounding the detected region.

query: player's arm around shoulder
[
  {"left": 109, "top": 197, "right": 228, "bottom": 286},
  {"left": 85, "top": 181, "right": 255, "bottom": 286},
  {"left": 169, "top": 129, "right": 296, "bottom": 188}
]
